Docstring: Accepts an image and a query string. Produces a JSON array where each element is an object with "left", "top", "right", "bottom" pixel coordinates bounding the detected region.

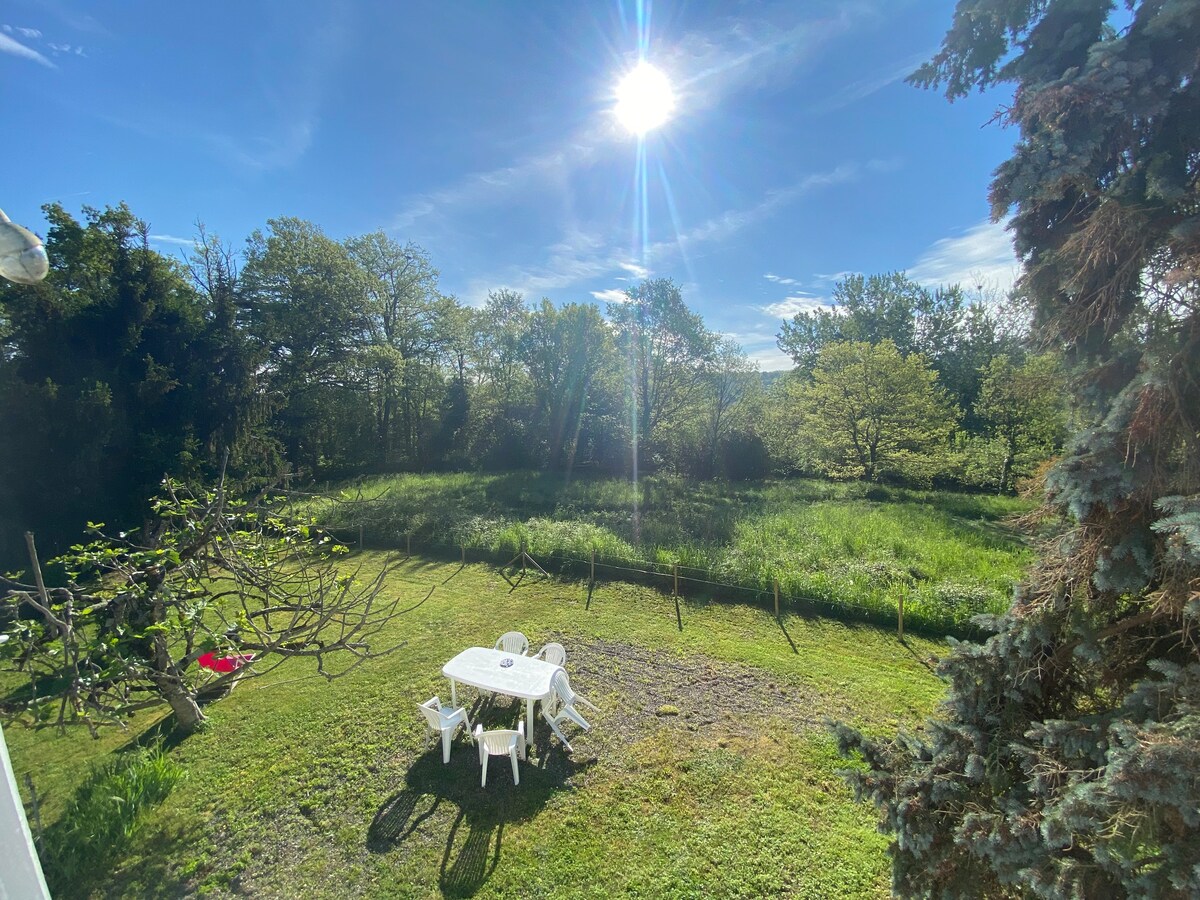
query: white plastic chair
[
  {"left": 542, "top": 670, "right": 599, "bottom": 753},
  {"left": 494, "top": 631, "right": 530, "bottom": 655},
  {"left": 474, "top": 721, "right": 525, "bottom": 786},
  {"left": 418, "top": 696, "right": 472, "bottom": 764},
  {"left": 533, "top": 642, "right": 566, "bottom": 667}
]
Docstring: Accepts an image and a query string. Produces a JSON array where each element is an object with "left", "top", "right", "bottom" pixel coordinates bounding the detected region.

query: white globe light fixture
[{"left": 0, "top": 208, "right": 49, "bottom": 285}]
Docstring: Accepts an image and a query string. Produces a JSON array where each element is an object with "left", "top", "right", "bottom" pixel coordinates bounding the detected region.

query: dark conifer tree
[{"left": 836, "top": 3, "right": 1200, "bottom": 896}]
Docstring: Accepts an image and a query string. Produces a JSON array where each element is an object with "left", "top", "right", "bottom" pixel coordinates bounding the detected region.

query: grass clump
[{"left": 39, "top": 746, "right": 185, "bottom": 896}]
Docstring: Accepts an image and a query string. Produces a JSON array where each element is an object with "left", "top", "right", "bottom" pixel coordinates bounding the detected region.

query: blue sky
[{"left": 2, "top": 0, "right": 1020, "bottom": 369}]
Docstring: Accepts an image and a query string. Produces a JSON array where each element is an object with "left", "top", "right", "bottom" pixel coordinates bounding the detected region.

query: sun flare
[{"left": 614, "top": 62, "right": 675, "bottom": 135}]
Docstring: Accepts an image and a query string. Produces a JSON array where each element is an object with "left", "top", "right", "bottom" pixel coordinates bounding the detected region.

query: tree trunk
[
  {"left": 999, "top": 452, "right": 1013, "bottom": 495},
  {"left": 158, "top": 677, "right": 206, "bottom": 733},
  {"left": 999, "top": 432, "right": 1017, "bottom": 494}
]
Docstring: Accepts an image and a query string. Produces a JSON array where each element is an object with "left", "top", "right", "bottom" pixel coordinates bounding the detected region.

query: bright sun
[{"left": 614, "top": 62, "right": 675, "bottom": 135}]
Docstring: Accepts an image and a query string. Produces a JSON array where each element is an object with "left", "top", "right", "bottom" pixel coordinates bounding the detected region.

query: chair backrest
[
  {"left": 495, "top": 631, "right": 529, "bottom": 655},
  {"left": 538, "top": 642, "right": 567, "bottom": 667},
  {"left": 479, "top": 729, "right": 518, "bottom": 754},
  {"left": 418, "top": 697, "right": 447, "bottom": 728},
  {"left": 477, "top": 722, "right": 524, "bottom": 754},
  {"left": 550, "top": 670, "right": 576, "bottom": 707}
]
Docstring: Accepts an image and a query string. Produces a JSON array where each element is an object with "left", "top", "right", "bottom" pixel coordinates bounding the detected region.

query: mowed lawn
[{"left": 8, "top": 554, "right": 948, "bottom": 898}]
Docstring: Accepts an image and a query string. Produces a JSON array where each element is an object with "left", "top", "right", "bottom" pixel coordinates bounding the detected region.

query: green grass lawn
[
  {"left": 7, "top": 553, "right": 949, "bottom": 898},
  {"left": 307, "top": 473, "right": 1034, "bottom": 634}
]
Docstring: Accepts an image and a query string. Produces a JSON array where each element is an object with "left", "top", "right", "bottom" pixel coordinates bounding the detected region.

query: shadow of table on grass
[{"left": 368, "top": 699, "right": 594, "bottom": 898}]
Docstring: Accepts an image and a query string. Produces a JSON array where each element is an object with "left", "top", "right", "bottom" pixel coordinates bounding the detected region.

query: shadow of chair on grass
[{"left": 367, "top": 696, "right": 594, "bottom": 898}]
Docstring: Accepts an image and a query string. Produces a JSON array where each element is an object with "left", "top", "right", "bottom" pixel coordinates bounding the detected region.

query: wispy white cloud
[
  {"left": 5, "top": 25, "right": 43, "bottom": 39},
  {"left": 46, "top": 41, "right": 85, "bottom": 56},
  {"left": 392, "top": 136, "right": 604, "bottom": 230},
  {"left": 0, "top": 31, "right": 55, "bottom": 68},
  {"left": 761, "top": 294, "right": 830, "bottom": 319},
  {"left": 33, "top": 2, "right": 111, "bottom": 37},
  {"left": 812, "top": 269, "right": 860, "bottom": 285},
  {"left": 665, "top": 6, "right": 872, "bottom": 114},
  {"left": 645, "top": 162, "right": 868, "bottom": 264},
  {"left": 811, "top": 50, "right": 931, "bottom": 113},
  {"left": 764, "top": 273, "right": 798, "bottom": 285},
  {"left": 149, "top": 234, "right": 195, "bottom": 247},
  {"left": 590, "top": 288, "right": 630, "bottom": 304},
  {"left": 193, "top": 7, "right": 351, "bottom": 173},
  {"left": 484, "top": 159, "right": 886, "bottom": 299},
  {"left": 908, "top": 218, "right": 1020, "bottom": 295},
  {"left": 745, "top": 346, "right": 795, "bottom": 372},
  {"left": 204, "top": 119, "right": 317, "bottom": 172}
]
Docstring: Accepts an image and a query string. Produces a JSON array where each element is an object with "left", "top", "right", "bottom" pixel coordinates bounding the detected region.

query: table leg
[
  {"left": 526, "top": 697, "right": 534, "bottom": 748},
  {"left": 450, "top": 678, "right": 457, "bottom": 708}
]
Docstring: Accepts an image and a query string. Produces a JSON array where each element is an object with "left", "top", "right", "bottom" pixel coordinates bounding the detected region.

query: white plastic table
[{"left": 442, "top": 647, "right": 564, "bottom": 747}]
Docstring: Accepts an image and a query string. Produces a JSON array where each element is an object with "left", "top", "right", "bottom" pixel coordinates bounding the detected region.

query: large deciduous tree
[
  {"left": 608, "top": 278, "right": 715, "bottom": 472},
  {"left": 797, "top": 340, "right": 957, "bottom": 482},
  {"left": 522, "top": 299, "right": 621, "bottom": 473},
  {"left": 777, "top": 271, "right": 1017, "bottom": 415},
  {"left": 241, "top": 218, "right": 372, "bottom": 475},
  {"left": 345, "top": 232, "right": 445, "bottom": 470},
  {"left": 837, "top": 3, "right": 1200, "bottom": 896},
  {"left": 975, "top": 352, "right": 1067, "bottom": 493},
  {"left": 472, "top": 289, "right": 534, "bottom": 469}
]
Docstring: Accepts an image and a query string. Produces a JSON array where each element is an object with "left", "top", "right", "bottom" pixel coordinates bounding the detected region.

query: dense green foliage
[
  {"left": 770, "top": 271, "right": 1064, "bottom": 487},
  {"left": 0, "top": 205, "right": 259, "bottom": 562},
  {"left": 793, "top": 340, "right": 958, "bottom": 482},
  {"left": 308, "top": 472, "right": 1033, "bottom": 634},
  {"left": 776, "top": 271, "right": 1021, "bottom": 418},
  {"left": 838, "top": 3, "right": 1200, "bottom": 896},
  {"left": 6, "top": 555, "right": 945, "bottom": 898},
  {"left": 1, "top": 203, "right": 1065, "bottom": 565}
]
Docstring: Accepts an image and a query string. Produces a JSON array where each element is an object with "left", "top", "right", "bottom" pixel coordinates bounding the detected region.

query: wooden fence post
[
  {"left": 406, "top": 534, "right": 411, "bottom": 560},
  {"left": 461, "top": 544, "right": 466, "bottom": 566},
  {"left": 590, "top": 547, "right": 595, "bottom": 588},
  {"left": 358, "top": 524, "right": 364, "bottom": 549},
  {"left": 898, "top": 591, "right": 905, "bottom": 642},
  {"left": 774, "top": 578, "right": 780, "bottom": 619},
  {"left": 673, "top": 563, "right": 679, "bottom": 597},
  {"left": 672, "top": 563, "right": 682, "bottom": 630}
]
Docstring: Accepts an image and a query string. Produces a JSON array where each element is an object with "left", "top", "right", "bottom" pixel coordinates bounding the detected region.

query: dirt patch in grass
[{"left": 546, "top": 634, "right": 849, "bottom": 757}]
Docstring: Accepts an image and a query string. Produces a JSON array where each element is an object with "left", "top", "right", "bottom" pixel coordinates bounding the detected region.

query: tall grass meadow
[{"left": 304, "top": 472, "right": 1034, "bottom": 635}]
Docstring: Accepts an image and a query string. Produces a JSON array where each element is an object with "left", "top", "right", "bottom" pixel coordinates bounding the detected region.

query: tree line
[{"left": 0, "top": 204, "right": 1064, "bottom": 561}]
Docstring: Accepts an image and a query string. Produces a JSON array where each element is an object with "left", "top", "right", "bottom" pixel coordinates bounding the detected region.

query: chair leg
[
  {"left": 480, "top": 755, "right": 489, "bottom": 787},
  {"left": 510, "top": 750, "right": 519, "bottom": 785},
  {"left": 543, "top": 713, "right": 574, "bottom": 752},
  {"left": 441, "top": 729, "right": 452, "bottom": 764},
  {"left": 564, "top": 707, "right": 591, "bottom": 731}
]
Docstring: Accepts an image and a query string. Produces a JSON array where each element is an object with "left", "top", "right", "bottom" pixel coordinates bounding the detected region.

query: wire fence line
[{"left": 302, "top": 516, "right": 984, "bottom": 640}]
